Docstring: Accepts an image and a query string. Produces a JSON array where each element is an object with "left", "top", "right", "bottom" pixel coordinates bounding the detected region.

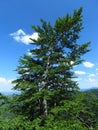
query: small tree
[{"left": 12, "top": 7, "right": 90, "bottom": 121}]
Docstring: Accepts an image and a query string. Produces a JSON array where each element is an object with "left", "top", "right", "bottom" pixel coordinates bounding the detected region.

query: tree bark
[{"left": 43, "top": 97, "right": 48, "bottom": 116}]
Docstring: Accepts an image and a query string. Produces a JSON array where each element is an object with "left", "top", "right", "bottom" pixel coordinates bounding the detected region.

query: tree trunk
[
  {"left": 43, "top": 97, "right": 47, "bottom": 116},
  {"left": 41, "top": 55, "right": 50, "bottom": 116}
]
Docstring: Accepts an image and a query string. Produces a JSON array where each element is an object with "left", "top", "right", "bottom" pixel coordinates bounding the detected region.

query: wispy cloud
[
  {"left": 87, "top": 73, "right": 96, "bottom": 82},
  {"left": 89, "top": 74, "right": 96, "bottom": 77},
  {"left": 75, "top": 70, "right": 86, "bottom": 75},
  {"left": 75, "top": 78, "right": 82, "bottom": 81},
  {"left": 83, "top": 61, "right": 94, "bottom": 68},
  {"left": 10, "top": 29, "right": 38, "bottom": 45},
  {"left": 96, "top": 68, "right": 98, "bottom": 71},
  {"left": 96, "top": 73, "right": 98, "bottom": 76},
  {"left": 88, "top": 78, "right": 96, "bottom": 82}
]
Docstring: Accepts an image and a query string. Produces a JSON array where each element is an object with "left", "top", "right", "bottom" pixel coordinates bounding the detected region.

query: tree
[{"left": 12, "top": 7, "right": 90, "bottom": 122}]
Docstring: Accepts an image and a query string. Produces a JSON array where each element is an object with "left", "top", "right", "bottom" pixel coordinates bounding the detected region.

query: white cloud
[
  {"left": 0, "top": 77, "right": 13, "bottom": 92},
  {"left": 78, "top": 77, "right": 98, "bottom": 89},
  {"left": 88, "top": 78, "right": 96, "bottom": 82},
  {"left": 96, "top": 68, "right": 98, "bottom": 71},
  {"left": 10, "top": 29, "right": 26, "bottom": 36},
  {"left": 89, "top": 74, "right": 95, "bottom": 77},
  {"left": 77, "top": 72, "right": 98, "bottom": 89},
  {"left": 83, "top": 61, "right": 94, "bottom": 68},
  {"left": 75, "top": 70, "right": 86, "bottom": 75},
  {"left": 75, "top": 78, "right": 82, "bottom": 81},
  {"left": 87, "top": 74, "right": 96, "bottom": 83},
  {"left": 0, "top": 77, "right": 7, "bottom": 83},
  {"left": 10, "top": 29, "right": 38, "bottom": 45}
]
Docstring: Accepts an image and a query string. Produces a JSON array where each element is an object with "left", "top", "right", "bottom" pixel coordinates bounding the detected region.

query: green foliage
[{"left": 0, "top": 92, "right": 98, "bottom": 129}]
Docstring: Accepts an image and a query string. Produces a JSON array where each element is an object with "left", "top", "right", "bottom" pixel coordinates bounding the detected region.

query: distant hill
[
  {"left": 1, "top": 91, "right": 20, "bottom": 96},
  {"left": 85, "top": 88, "right": 98, "bottom": 97}
]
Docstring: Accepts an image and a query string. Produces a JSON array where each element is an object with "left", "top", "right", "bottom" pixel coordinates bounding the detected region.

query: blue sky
[{"left": 0, "top": 0, "right": 98, "bottom": 92}]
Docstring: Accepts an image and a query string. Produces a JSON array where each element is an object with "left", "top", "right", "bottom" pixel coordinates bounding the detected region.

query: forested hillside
[
  {"left": 85, "top": 88, "right": 98, "bottom": 97},
  {"left": 0, "top": 8, "right": 98, "bottom": 130}
]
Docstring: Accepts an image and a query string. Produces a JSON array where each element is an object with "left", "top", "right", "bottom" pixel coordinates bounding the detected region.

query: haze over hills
[
  {"left": 1, "top": 87, "right": 98, "bottom": 96},
  {"left": 80, "top": 86, "right": 98, "bottom": 91},
  {"left": 1, "top": 91, "right": 20, "bottom": 96},
  {"left": 85, "top": 87, "right": 98, "bottom": 97}
]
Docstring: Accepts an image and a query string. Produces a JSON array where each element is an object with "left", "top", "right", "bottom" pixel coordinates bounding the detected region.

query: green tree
[{"left": 12, "top": 7, "right": 90, "bottom": 123}]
